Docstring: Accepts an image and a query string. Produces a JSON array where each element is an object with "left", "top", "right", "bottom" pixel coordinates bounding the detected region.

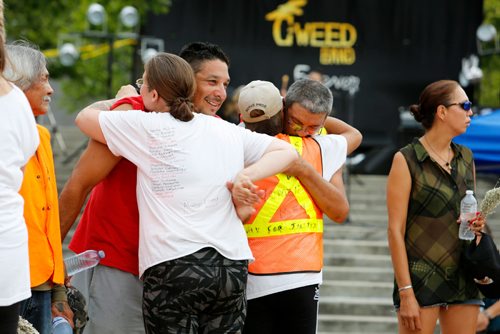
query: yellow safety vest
[{"left": 245, "top": 134, "right": 324, "bottom": 275}]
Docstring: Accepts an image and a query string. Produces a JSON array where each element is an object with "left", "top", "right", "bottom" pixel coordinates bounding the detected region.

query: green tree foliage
[
  {"left": 4, "top": 0, "right": 171, "bottom": 111},
  {"left": 479, "top": 0, "right": 500, "bottom": 108}
]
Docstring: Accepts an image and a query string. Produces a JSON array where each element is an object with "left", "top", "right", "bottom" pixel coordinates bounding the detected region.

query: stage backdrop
[{"left": 144, "top": 0, "right": 483, "bottom": 173}]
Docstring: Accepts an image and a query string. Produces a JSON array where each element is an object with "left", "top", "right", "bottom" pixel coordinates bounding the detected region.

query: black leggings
[
  {"left": 0, "top": 302, "right": 20, "bottom": 334},
  {"left": 244, "top": 284, "right": 320, "bottom": 334}
]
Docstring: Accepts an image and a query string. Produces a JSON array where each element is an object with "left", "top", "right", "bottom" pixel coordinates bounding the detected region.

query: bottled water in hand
[
  {"left": 52, "top": 316, "right": 72, "bottom": 334},
  {"left": 459, "top": 190, "right": 477, "bottom": 241},
  {"left": 64, "top": 250, "right": 105, "bottom": 276}
]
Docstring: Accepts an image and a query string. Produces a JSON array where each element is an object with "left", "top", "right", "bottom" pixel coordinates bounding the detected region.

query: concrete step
[
  {"left": 318, "top": 313, "right": 440, "bottom": 334},
  {"left": 322, "top": 266, "right": 393, "bottom": 282},
  {"left": 347, "top": 193, "right": 387, "bottom": 205},
  {"left": 323, "top": 224, "right": 388, "bottom": 241},
  {"left": 349, "top": 202, "right": 387, "bottom": 213},
  {"left": 349, "top": 212, "right": 388, "bottom": 224},
  {"left": 320, "top": 280, "right": 393, "bottom": 298},
  {"left": 317, "top": 314, "right": 397, "bottom": 333},
  {"left": 323, "top": 252, "right": 392, "bottom": 268},
  {"left": 319, "top": 296, "right": 393, "bottom": 317},
  {"left": 323, "top": 239, "right": 389, "bottom": 255}
]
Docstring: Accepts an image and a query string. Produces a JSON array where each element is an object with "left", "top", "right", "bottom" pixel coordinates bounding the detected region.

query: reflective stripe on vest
[
  {"left": 244, "top": 171, "right": 323, "bottom": 237},
  {"left": 245, "top": 135, "right": 324, "bottom": 274}
]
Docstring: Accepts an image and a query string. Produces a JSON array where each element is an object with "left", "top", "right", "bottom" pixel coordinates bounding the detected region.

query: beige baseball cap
[{"left": 238, "top": 80, "right": 283, "bottom": 123}]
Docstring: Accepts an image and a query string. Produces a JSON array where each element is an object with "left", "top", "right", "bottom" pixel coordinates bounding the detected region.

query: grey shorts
[
  {"left": 71, "top": 265, "right": 145, "bottom": 334},
  {"left": 142, "top": 247, "right": 248, "bottom": 334}
]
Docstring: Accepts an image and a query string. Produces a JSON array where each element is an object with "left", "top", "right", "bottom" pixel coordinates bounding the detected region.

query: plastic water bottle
[
  {"left": 52, "top": 316, "right": 72, "bottom": 334},
  {"left": 459, "top": 190, "right": 477, "bottom": 240},
  {"left": 64, "top": 250, "right": 105, "bottom": 276}
]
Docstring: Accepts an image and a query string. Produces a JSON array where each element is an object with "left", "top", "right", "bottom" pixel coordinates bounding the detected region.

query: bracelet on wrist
[
  {"left": 483, "top": 309, "right": 494, "bottom": 321},
  {"left": 398, "top": 285, "right": 413, "bottom": 292}
]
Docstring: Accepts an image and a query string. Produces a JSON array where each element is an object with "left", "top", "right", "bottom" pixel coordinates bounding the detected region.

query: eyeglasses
[
  {"left": 136, "top": 78, "right": 144, "bottom": 90},
  {"left": 446, "top": 101, "right": 472, "bottom": 111},
  {"left": 287, "top": 117, "right": 323, "bottom": 135}
]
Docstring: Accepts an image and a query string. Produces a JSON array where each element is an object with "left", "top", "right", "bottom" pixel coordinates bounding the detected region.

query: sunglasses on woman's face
[{"left": 446, "top": 101, "right": 472, "bottom": 111}]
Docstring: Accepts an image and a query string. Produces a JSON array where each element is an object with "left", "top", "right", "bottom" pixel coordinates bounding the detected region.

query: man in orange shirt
[{"left": 4, "top": 41, "right": 73, "bottom": 333}]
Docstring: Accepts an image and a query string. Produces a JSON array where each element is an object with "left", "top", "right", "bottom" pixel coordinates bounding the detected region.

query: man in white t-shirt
[{"left": 239, "top": 79, "right": 362, "bottom": 334}]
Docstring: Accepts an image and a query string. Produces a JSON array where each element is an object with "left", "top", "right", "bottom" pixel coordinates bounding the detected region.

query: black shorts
[
  {"left": 0, "top": 302, "right": 21, "bottom": 334},
  {"left": 142, "top": 247, "right": 248, "bottom": 334},
  {"left": 243, "top": 284, "right": 320, "bottom": 334}
]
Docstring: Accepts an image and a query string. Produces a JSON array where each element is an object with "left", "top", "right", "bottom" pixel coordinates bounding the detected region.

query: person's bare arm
[
  {"left": 59, "top": 101, "right": 132, "bottom": 241},
  {"left": 284, "top": 157, "right": 349, "bottom": 222},
  {"left": 51, "top": 285, "right": 74, "bottom": 328},
  {"left": 74, "top": 104, "right": 109, "bottom": 144},
  {"left": 477, "top": 300, "right": 500, "bottom": 332},
  {"left": 231, "top": 138, "right": 297, "bottom": 207},
  {"left": 323, "top": 116, "right": 362, "bottom": 154},
  {"left": 387, "top": 152, "right": 421, "bottom": 331},
  {"left": 59, "top": 139, "right": 121, "bottom": 240}
]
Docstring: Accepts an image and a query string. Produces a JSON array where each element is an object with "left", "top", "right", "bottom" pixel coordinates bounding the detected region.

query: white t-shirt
[
  {"left": 246, "top": 134, "right": 347, "bottom": 300},
  {"left": 0, "top": 84, "right": 39, "bottom": 305},
  {"left": 99, "top": 111, "right": 274, "bottom": 277}
]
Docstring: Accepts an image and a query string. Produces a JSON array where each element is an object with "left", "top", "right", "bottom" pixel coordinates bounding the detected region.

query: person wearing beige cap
[
  {"left": 239, "top": 79, "right": 362, "bottom": 334},
  {"left": 238, "top": 80, "right": 285, "bottom": 136}
]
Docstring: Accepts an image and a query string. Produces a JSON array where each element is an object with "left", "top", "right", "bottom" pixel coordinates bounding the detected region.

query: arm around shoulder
[
  {"left": 239, "top": 138, "right": 298, "bottom": 183},
  {"left": 324, "top": 116, "right": 362, "bottom": 154}
]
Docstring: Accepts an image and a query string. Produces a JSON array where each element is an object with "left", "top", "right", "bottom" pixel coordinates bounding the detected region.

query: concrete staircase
[
  {"left": 51, "top": 125, "right": 500, "bottom": 333},
  {"left": 318, "top": 175, "right": 397, "bottom": 333}
]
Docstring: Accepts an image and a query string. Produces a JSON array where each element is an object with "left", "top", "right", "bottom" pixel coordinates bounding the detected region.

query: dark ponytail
[{"left": 170, "top": 97, "right": 194, "bottom": 122}]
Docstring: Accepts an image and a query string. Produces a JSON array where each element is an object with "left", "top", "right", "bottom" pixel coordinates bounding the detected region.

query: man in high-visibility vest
[{"left": 239, "top": 79, "right": 362, "bottom": 334}]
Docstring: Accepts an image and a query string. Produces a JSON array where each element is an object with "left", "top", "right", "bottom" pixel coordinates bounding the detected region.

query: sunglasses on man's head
[{"left": 446, "top": 101, "right": 472, "bottom": 111}]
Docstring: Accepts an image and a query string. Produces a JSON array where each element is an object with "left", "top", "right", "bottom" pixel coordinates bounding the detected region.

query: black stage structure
[{"left": 142, "top": 0, "right": 483, "bottom": 174}]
